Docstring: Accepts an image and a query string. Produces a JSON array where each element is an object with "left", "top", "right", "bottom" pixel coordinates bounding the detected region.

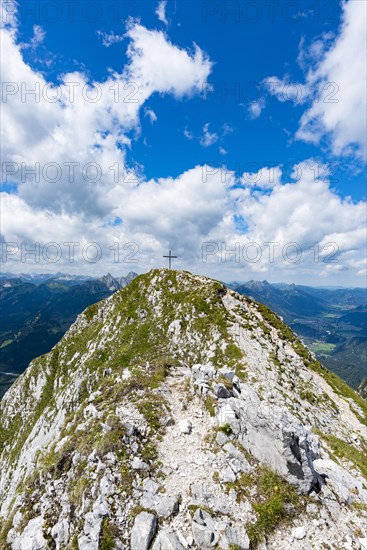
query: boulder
[
  {"left": 215, "top": 431, "right": 229, "bottom": 446},
  {"left": 192, "top": 509, "right": 219, "bottom": 549},
  {"left": 214, "top": 384, "right": 231, "bottom": 399},
  {"left": 152, "top": 529, "right": 185, "bottom": 550},
  {"left": 291, "top": 526, "right": 307, "bottom": 540},
  {"left": 155, "top": 495, "right": 179, "bottom": 518},
  {"left": 51, "top": 519, "right": 70, "bottom": 549},
  {"left": 142, "top": 478, "right": 160, "bottom": 494},
  {"left": 132, "top": 457, "right": 149, "bottom": 470},
  {"left": 219, "top": 466, "right": 236, "bottom": 483},
  {"left": 12, "top": 517, "right": 47, "bottom": 550},
  {"left": 220, "top": 525, "right": 250, "bottom": 549},
  {"left": 313, "top": 458, "right": 367, "bottom": 504},
  {"left": 225, "top": 393, "right": 325, "bottom": 493},
  {"left": 131, "top": 512, "right": 157, "bottom": 550},
  {"left": 179, "top": 419, "right": 192, "bottom": 434}
]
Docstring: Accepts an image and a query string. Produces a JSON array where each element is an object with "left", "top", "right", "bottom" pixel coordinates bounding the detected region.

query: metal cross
[{"left": 163, "top": 250, "right": 177, "bottom": 269}]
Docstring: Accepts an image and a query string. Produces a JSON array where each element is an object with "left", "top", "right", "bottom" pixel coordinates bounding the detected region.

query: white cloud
[
  {"left": 1, "top": 158, "right": 366, "bottom": 283},
  {"left": 0, "top": 0, "right": 18, "bottom": 32},
  {"left": 144, "top": 108, "right": 157, "bottom": 123},
  {"left": 0, "top": 6, "right": 365, "bottom": 285},
  {"left": 265, "top": 1, "right": 367, "bottom": 161},
  {"left": 1, "top": 18, "right": 212, "bottom": 219},
  {"left": 264, "top": 76, "right": 308, "bottom": 104},
  {"left": 219, "top": 146, "right": 227, "bottom": 155},
  {"left": 248, "top": 98, "right": 265, "bottom": 119},
  {"left": 296, "top": 0, "right": 367, "bottom": 159},
  {"left": 184, "top": 122, "right": 227, "bottom": 148},
  {"left": 96, "top": 30, "right": 124, "bottom": 47},
  {"left": 230, "top": 161, "right": 366, "bottom": 280},
  {"left": 241, "top": 166, "right": 282, "bottom": 189},
  {"left": 199, "top": 123, "right": 218, "bottom": 147},
  {"left": 124, "top": 24, "right": 211, "bottom": 99},
  {"left": 155, "top": 0, "right": 168, "bottom": 26},
  {"left": 183, "top": 128, "right": 193, "bottom": 140},
  {"left": 20, "top": 25, "right": 45, "bottom": 50}
]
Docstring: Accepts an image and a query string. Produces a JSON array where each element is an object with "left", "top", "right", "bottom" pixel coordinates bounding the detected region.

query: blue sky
[{"left": 1, "top": 0, "right": 366, "bottom": 284}]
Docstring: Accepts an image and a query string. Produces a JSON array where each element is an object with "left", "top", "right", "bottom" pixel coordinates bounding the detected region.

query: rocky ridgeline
[{"left": 0, "top": 269, "right": 366, "bottom": 549}]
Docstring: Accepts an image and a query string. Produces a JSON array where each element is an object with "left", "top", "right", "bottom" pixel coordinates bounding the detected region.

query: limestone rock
[
  {"left": 179, "top": 419, "right": 192, "bottom": 434},
  {"left": 132, "top": 457, "right": 149, "bottom": 470},
  {"left": 131, "top": 512, "right": 157, "bottom": 550},
  {"left": 214, "top": 384, "right": 232, "bottom": 399},
  {"left": 12, "top": 517, "right": 47, "bottom": 550},
  {"left": 152, "top": 529, "right": 186, "bottom": 550},
  {"left": 51, "top": 519, "right": 70, "bottom": 549},
  {"left": 220, "top": 525, "right": 250, "bottom": 549},
  {"left": 292, "top": 526, "right": 307, "bottom": 540}
]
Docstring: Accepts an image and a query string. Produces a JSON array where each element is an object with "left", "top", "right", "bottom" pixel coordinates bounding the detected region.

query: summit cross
[{"left": 163, "top": 250, "right": 177, "bottom": 269}]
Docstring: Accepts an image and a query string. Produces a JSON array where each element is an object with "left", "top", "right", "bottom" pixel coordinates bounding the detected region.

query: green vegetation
[
  {"left": 99, "top": 518, "right": 120, "bottom": 550},
  {"left": 297, "top": 352, "right": 367, "bottom": 426},
  {"left": 299, "top": 389, "right": 317, "bottom": 404},
  {"left": 232, "top": 466, "right": 304, "bottom": 548},
  {"left": 84, "top": 302, "right": 98, "bottom": 321},
  {"left": 252, "top": 298, "right": 367, "bottom": 426},
  {"left": 310, "top": 342, "right": 336, "bottom": 355},
  {"left": 204, "top": 396, "right": 216, "bottom": 417},
  {"left": 255, "top": 302, "right": 296, "bottom": 343},
  {"left": 218, "top": 423, "right": 233, "bottom": 436},
  {"left": 217, "top": 375, "right": 234, "bottom": 391},
  {"left": 314, "top": 430, "right": 367, "bottom": 479},
  {"left": 129, "top": 505, "right": 155, "bottom": 519}
]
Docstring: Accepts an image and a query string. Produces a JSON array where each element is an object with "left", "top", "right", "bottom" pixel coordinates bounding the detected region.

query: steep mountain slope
[
  {"left": 0, "top": 273, "right": 138, "bottom": 398},
  {"left": 234, "top": 280, "right": 366, "bottom": 388},
  {"left": 0, "top": 270, "right": 366, "bottom": 549}
]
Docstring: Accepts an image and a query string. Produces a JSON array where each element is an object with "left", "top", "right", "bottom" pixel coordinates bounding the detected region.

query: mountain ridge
[{"left": 0, "top": 269, "right": 366, "bottom": 549}]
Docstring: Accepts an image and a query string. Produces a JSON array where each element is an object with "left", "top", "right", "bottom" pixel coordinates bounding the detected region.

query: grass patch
[
  {"left": 314, "top": 430, "right": 367, "bottom": 479},
  {"left": 204, "top": 396, "right": 216, "bottom": 417},
  {"left": 218, "top": 423, "right": 233, "bottom": 436},
  {"left": 230, "top": 466, "right": 304, "bottom": 548},
  {"left": 99, "top": 518, "right": 120, "bottom": 550},
  {"left": 299, "top": 389, "right": 317, "bottom": 404}
]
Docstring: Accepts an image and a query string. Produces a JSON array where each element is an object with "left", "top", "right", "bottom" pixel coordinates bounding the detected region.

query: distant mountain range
[
  {"left": 229, "top": 280, "right": 366, "bottom": 389},
  {"left": 0, "top": 272, "right": 137, "bottom": 397}
]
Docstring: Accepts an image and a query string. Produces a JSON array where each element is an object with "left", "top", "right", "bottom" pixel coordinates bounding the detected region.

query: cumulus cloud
[
  {"left": 264, "top": 76, "right": 308, "bottom": 104},
  {"left": 0, "top": 4, "right": 365, "bottom": 284},
  {"left": 296, "top": 0, "right": 367, "bottom": 159},
  {"left": 265, "top": 1, "right": 367, "bottom": 160},
  {"left": 227, "top": 161, "right": 366, "bottom": 280},
  {"left": 1, "top": 16, "right": 212, "bottom": 219},
  {"left": 241, "top": 166, "right": 282, "bottom": 189}
]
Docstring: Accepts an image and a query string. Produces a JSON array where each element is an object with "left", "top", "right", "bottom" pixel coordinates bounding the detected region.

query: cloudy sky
[{"left": 1, "top": 0, "right": 366, "bottom": 285}]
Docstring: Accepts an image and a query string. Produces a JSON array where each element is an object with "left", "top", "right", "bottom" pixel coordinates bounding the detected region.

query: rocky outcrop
[{"left": 0, "top": 269, "right": 366, "bottom": 549}]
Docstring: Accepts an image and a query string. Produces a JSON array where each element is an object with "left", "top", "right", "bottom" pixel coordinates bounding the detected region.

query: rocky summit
[{"left": 0, "top": 269, "right": 366, "bottom": 550}]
